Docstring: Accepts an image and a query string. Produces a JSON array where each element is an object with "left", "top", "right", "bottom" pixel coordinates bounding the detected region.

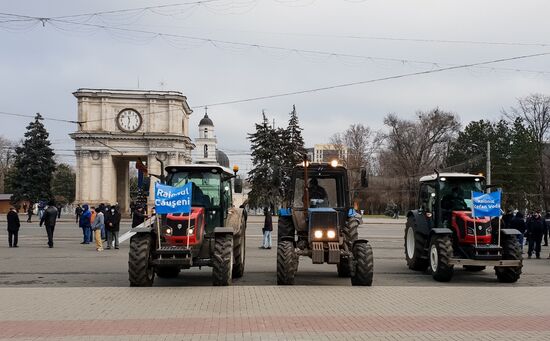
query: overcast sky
[{"left": 1, "top": 0, "right": 549, "bottom": 172}]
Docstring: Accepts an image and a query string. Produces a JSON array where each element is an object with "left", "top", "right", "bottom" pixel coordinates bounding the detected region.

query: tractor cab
[{"left": 418, "top": 173, "right": 491, "bottom": 245}]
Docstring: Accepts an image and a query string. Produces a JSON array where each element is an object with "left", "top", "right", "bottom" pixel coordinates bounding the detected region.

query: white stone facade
[
  {"left": 194, "top": 112, "right": 218, "bottom": 164},
  {"left": 70, "top": 89, "right": 195, "bottom": 214}
]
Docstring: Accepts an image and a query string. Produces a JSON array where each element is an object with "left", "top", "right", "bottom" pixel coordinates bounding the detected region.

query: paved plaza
[{"left": 0, "top": 215, "right": 549, "bottom": 339}]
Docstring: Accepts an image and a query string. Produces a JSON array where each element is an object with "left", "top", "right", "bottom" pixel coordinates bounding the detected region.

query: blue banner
[
  {"left": 472, "top": 191, "right": 501, "bottom": 217},
  {"left": 154, "top": 182, "right": 193, "bottom": 214}
]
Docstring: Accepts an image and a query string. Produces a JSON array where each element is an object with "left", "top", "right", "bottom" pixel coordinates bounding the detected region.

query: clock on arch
[{"left": 116, "top": 108, "right": 142, "bottom": 133}]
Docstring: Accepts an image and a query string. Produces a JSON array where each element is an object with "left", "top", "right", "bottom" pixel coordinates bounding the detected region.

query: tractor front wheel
[
  {"left": 350, "top": 242, "right": 374, "bottom": 286},
  {"left": 277, "top": 240, "right": 298, "bottom": 285},
  {"left": 429, "top": 235, "right": 454, "bottom": 282},
  {"left": 495, "top": 235, "right": 522, "bottom": 283},
  {"left": 212, "top": 234, "right": 233, "bottom": 286},
  {"left": 128, "top": 233, "right": 155, "bottom": 287}
]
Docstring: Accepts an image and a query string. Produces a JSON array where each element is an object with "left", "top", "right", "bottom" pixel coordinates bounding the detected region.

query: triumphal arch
[{"left": 70, "top": 89, "right": 195, "bottom": 214}]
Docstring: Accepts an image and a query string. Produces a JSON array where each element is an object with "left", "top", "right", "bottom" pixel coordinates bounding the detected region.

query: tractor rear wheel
[
  {"left": 128, "top": 233, "right": 155, "bottom": 287},
  {"left": 351, "top": 242, "right": 374, "bottom": 286},
  {"left": 429, "top": 235, "right": 454, "bottom": 282},
  {"left": 463, "top": 265, "right": 486, "bottom": 272},
  {"left": 343, "top": 217, "right": 359, "bottom": 248},
  {"left": 212, "top": 234, "right": 233, "bottom": 286},
  {"left": 232, "top": 221, "right": 246, "bottom": 279},
  {"left": 156, "top": 267, "right": 180, "bottom": 278},
  {"left": 495, "top": 235, "right": 522, "bottom": 283},
  {"left": 404, "top": 219, "right": 429, "bottom": 271},
  {"left": 277, "top": 216, "right": 295, "bottom": 241},
  {"left": 277, "top": 240, "right": 298, "bottom": 285}
]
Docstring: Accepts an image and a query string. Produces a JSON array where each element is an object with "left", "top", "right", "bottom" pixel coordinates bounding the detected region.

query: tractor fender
[
  {"left": 500, "top": 228, "right": 521, "bottom": 236},
  {"left": 352, "top": 239, "right": 370, "bottom": 247},
  {"left": 131, "top": 226, "right": 155, "bottom": 233},
  {"left": 214, "top": 227, "right": 234, "bottom": 235},
  {"left": 225, "top": 207, "right": 245, "bottom": 236},
  {"left": 430, "top": 227, "right": 453, "bottom": 236},
  {"left": 407, "top": 210, "right": 430, "bottom": 236}
]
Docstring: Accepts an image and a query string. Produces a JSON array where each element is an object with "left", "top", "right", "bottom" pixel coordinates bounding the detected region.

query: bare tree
[
  {"left": 380, "top": 108, "right": 461, "bottom": 209},
  {"left": 504, "top": 94, "right": 550, "bottom": 209},
  {"left": 0, "top": 136, "right": 16, "bottom": 193}
]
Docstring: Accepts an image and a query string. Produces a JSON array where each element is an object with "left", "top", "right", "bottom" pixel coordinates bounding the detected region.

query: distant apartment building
[{"left": 308, "top": 144, "right": 347, "bottom": 163}]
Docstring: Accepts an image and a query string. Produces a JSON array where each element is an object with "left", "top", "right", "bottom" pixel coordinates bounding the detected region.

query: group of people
[
  {"left": 75, "top": 203, "right": 122, "bottom": 252},
  {"left": 506, "top": 210, "right": 550, "bottom": 259}
]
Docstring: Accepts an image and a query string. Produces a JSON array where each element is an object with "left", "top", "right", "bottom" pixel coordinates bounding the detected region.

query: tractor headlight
[
  {"left": 327, "top": 230, "right": 336, "bottom": 239},
  {"left": 314, "top": 230, "right": 323, "bottom": 239},
  {"left": 165, "top": 228, "right": 172, "bottom": 235},
  {"left": 486, "top": 226, "right": 492, "bottom": 234},
  {"left": 187, "top": 228, "right": 194, "bottom": 236},
  {"left": 467, "top": 227, "right": 474, "bottom": 235}
]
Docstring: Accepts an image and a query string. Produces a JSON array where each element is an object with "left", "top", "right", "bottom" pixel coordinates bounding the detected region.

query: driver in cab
[
  {"left": 308, "top": 178, "right": 328, "bottom": 203},
  {"left": 441, "top": 187, "right": 468, "bottom": 211}
]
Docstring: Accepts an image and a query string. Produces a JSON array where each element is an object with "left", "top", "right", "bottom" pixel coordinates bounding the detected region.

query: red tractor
[
  {"left": 128, "top": 164, "right": 246, "bottom": 286},
  {"left": 404, "top": 172, "right": 522, "bottom": 282}
]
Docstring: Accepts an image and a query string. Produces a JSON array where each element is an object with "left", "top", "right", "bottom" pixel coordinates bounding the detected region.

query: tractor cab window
[
  {"left": 293, "top": 177, "right": 339, "bottom": 208},
  {"left": 439, "top": 177, "right": 483, "bottom": 211},
  {"left": 168, "top": 171, "right": 221, "bottom": 207},
  {"left": 419, "top": 183, "right": 436, "bottom": 212}
]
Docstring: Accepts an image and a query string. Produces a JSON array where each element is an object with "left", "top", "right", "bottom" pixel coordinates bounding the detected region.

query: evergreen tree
[
  {"left": 280, "top": 105, "right": 306, "bottom": 203},
  {"left": 51, "top": 163, "right": 76, "bottom": 205},
  {"left": 7, "top": 113, "right": 56, "bottom": 204},
  {"left": 247, "top": 111, "right": 282, "bottom": 209}
]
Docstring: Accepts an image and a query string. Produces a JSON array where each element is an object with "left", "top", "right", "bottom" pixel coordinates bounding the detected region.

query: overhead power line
[
  {"left": 2, "top": 12, "right": 550, "bottom": 76},
  {"left": 192, "top": 51, "right": 550, "bottom": 108}
]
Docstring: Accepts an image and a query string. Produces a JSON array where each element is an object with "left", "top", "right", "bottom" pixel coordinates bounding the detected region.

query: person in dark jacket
[
  {"left": 27, "top": 204, "right": 33, "bottom": 223},
  {"left": 260, "top": 207, "right": 273, "bottom": 249},
  {"left": 105, "top": 205, "right": 122, "bottom": 249},
  {"left": 75, "top": 204, "right": 83, "bottom": 224},
  {"left": 132, "top": 206, "right": 146, "bottom": 228},
  {"left": 79, "top": 204, "right": 92, "bottom": 244},
  {"left": 544, "top": 212, "right": 550, "bottom": 246},
  {"left": 40, "top": 200, "right": 58, "bottom": 248},
  {"left": 56, "top": 203, "right": 62, "bottom": 219},
  {"left": 7, "top": 207, "right": 20, "bottom": 247},
  {"left": 526, "top": 211, "right": 545, "bottom": 259},
  {"left": 510, "top": 212, "right": 527, "bottom": 251}
]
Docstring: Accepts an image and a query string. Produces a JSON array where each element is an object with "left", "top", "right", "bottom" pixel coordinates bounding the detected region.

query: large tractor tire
[
  {"left": 277, "top": 240, "right": 298, "bottom": 285},
  {"left": 232, "top": 221, "right": 246, "bottom": 279},
  {"left": 212, "top": 234, "right": 233, "bottom": 286},
  {"left": 463, "top": 265, "right": 486, "bottom": 272},
  {"left": 338, "top": 217, "right": 359, "bottom": 277},
  {"left": 404, "top": 218, "right": 429, "bottom": 271},
  {"left": 156, "top": 267, "right": 180, "bottom": 278},
  {"left": 128, "top": 233, "right": 155, "bottom": 287},
  {"left": 351, "top": 242, "right": 374, "bottom": 286},
  {"left": 277, "top": 216, "right": 295, "bottom": 241},
  {"left": 429, "top": 235, "right": 454, "bottom": 282},
  {"left": 495, "top": 235, "right": 522, "bottom": 283}
]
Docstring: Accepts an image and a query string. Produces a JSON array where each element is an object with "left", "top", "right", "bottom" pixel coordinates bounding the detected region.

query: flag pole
[{"left": 472, "top": 191, "right": 478, "bottom": 248}]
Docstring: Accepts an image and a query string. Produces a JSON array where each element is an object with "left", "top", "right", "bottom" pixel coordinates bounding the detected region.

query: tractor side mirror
[
  {"left": 234, "top": 178, "right": 243, "bottom": 193},
  {"left": 360, "top": 169, "right": 368, "bottom": 188}
]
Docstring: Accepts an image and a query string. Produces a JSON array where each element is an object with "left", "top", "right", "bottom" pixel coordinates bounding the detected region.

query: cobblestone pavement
[
  {"left": 0, "top": 286, "right": 549, "bottom": 340},
  {"left": 1, "top": 215, "right": 549, "bottom": 339}
]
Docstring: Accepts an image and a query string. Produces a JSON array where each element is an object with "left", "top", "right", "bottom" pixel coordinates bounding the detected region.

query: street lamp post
[{"left": 486, "top": 141, "right": 491, "bottom": 193}]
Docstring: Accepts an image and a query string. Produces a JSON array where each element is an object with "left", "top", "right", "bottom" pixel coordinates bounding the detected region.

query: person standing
[
  {"left": 105, "top": 205, "right": 121, "bottom": 249},
  {"left": 132, "top": 206, "right": 146, "bottom": 228},
  {"left": 56, "top": 203, "right": 62, "bottom": 219},
  {"left": 260, "top": 207, "right": 272, "bottom": 249},
  {"left": 526, "top": 211, "right": 545, "bottom": 259},
  {"left": 91, "top": 207, "right": 104, "bottom": 252},
  {"left": 40, "top": 200, "right": 58, "bottom": 248},
  {"left": 79, "top": 204, "right": 92, "bottom": 244},
  {"left": 75, "top": 204, "right": 83, "bottom": 224},
  {"left": 7, "top": 207, "right": 20, "bottom": 247},
  {"left": 544, "top": 212, "right": 550, "bottom": 246},
  {"left": 26, "top": 204, "right": 33, "bottom": 223},
  {"left": 510, "top": 212, "right": 527, "bottom": 251}
]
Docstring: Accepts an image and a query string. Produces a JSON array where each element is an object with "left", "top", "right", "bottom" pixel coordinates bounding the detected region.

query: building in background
[{"left": 311, "top": 144, "right": 347, "bottom": 163}]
